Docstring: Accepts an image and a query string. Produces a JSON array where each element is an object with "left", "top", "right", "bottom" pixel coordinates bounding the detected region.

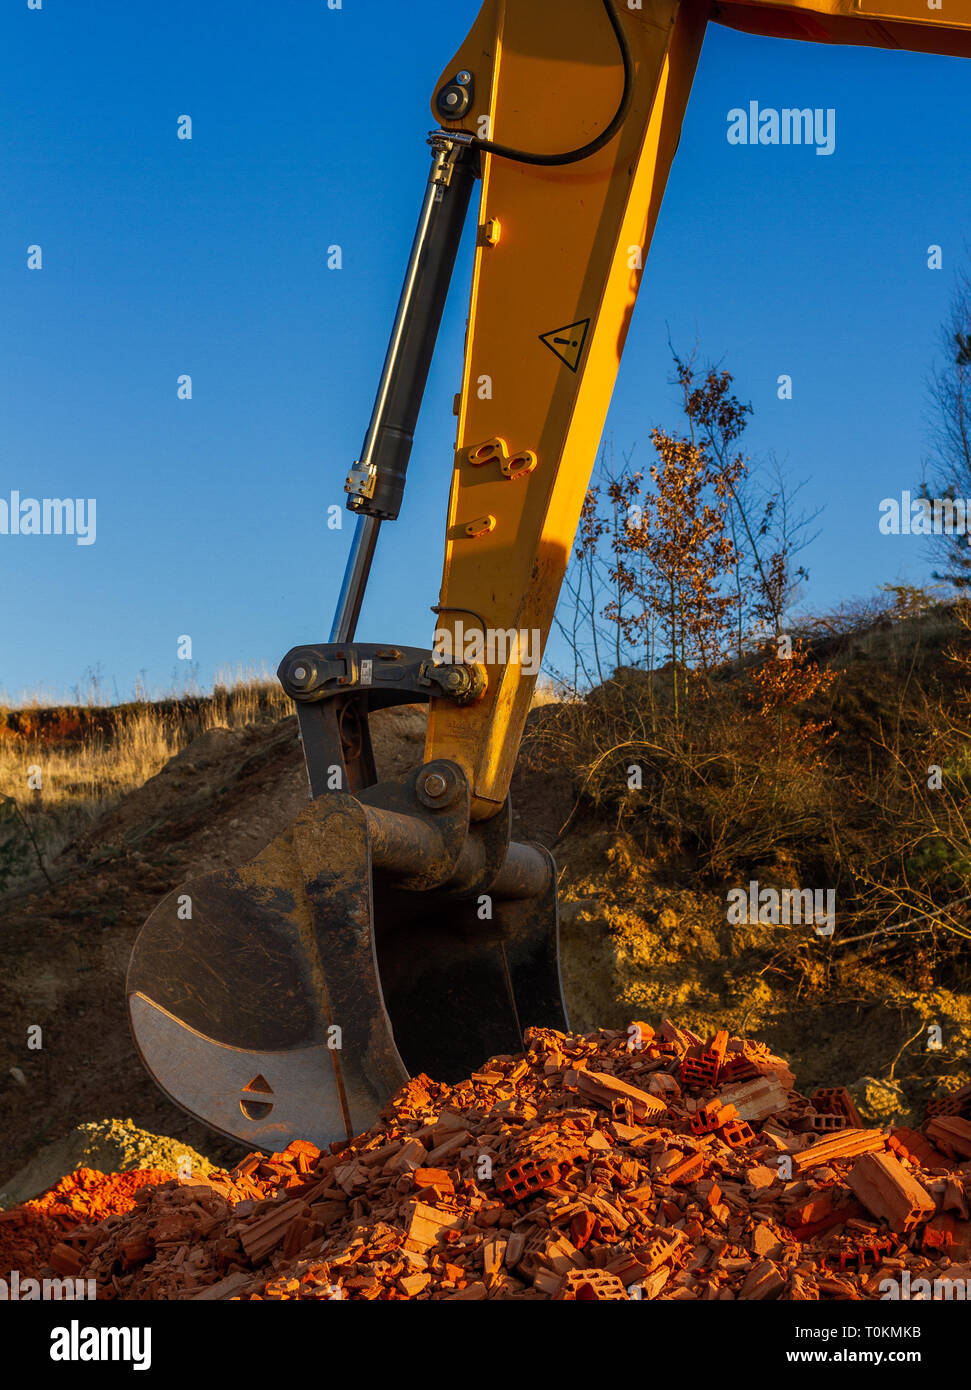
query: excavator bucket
[
  {"left": 128, "top": 117, "right": 566, "bottom": 1151},
  {"left": 128, "top": 647, "right": 567, "bottom": 1151}
]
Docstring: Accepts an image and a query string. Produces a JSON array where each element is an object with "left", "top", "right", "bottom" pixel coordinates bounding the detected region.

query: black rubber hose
[{"left": 471, "top": 0, "right": 634, "bottom": 167}]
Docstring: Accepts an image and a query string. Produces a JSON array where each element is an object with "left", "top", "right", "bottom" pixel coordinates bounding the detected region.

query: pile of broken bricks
[{"left": 38, "top": 1024, "right": 971, "bottom": 1300}]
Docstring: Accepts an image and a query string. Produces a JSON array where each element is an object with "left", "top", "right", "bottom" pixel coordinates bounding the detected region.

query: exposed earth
[{"left": 1, "top": 700, "right": 968, "bottom": 1204}]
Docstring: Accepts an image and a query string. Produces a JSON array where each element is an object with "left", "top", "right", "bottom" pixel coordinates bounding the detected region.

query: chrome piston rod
[{"left": 330, "top": 133, "right": 477, "bottom": 643}]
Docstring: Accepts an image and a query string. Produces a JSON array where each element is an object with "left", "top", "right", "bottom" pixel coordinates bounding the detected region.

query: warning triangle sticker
[{"left": 539, "top": 318, "right": 590, "bottom": 373}]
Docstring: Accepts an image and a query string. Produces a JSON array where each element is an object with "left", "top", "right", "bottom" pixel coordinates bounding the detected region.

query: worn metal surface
[
  {"left": 129, "top": 769, "right": 565, "bottom": 1146},
  {"left": 128, "top": 799, "right": 408, "bottom": 1147},
  {"left": 358, "top": 761, "right": 469, "bottom": 892},
  {"left": 278, "top": 642, "right": 484, "bottom": 710},
  {"left": 372, "top": 849, "right": 565, "bottom": 1084},
  {"left": 281, "top": 642, "right": 485, "bottom": 801},
  {"left": 128, "top": 994, "right": 346, "bottom": 1151}
]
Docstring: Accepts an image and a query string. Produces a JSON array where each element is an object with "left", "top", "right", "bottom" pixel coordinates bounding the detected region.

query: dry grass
[
  {"left": 0, "top": 668, "right": 293, "bottom": 880},
  {"left": 526, "top": 604, "right": 971, "bottom": 970},
  {"left": 0, "top": 672, "right": 290, "bottom": 810},
  {"left": 529, "top": 675, "right": 580, "bottom": 708},
  {"left": 0, "top": 709, "right": 180, "bottom": 813}
]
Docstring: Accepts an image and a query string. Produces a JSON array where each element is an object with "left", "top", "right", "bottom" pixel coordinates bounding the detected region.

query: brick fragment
[
  {"left": 812, "top": 1086, "right": 863, "bottom": 1129},
  {"left": 398, "top": 1271, "right": 431, "bottom": 1296},
  {"left": 576, "top": 1069, "right": 667, "bottom": 1121},
  {"left": 120, "top": 1236, "right": 154, "bottom": 1267},
  {"left": 659, "top": 1019, "right": 695, "bottom": 1052},
  {"left": 425, "top": 1130, "right": 472, "bottom": 1165},
  {"left": 283, "top": 1139, "right": 320, "bottom": 1160},
  {"left": 412, "top": 1167, "right": 454, "bottom": 1197},
  {"left": 239, "top": 1198, "right": 309, "bottom": 1262},
  {"left": 925, "top": 1080, "right": 971, "bottom": 1121},
  {"left": 802, "top": 1109, "right": 846, "bottom": 1135},
  {"left": 446, "top": 1280, "right": 488, "bottom": 1300},
  {"left": 482, "top": 1237, "right": 506, "bottom": 1285},
  {"left": 402, "top": 1201, "right": 464, "bottom": 1252},
  {"left": 925, "top": 1115, "right": 971, "bottom": 1159},
  {"left": 665, "top": 1151, "right": 706, "bottom": 1184},
  {"left": 384, "top": 1138, "right": 427, "bottom": 1173},
  {"left": 942, "top": 1177, "right": 969, "bottom": 1219},
  {"left": 823, "top": 1234, "right": 893, "bottom": 1271},
  {"left": 847, "top": 1151, "right": 936, "bottom": 1232},
  {"left": 739, "top": 1258, "right": 786, "bottom": 1300},
  {"left": 790, "top": 1128, "right": 886, "bottom": 1174},
  {"left": 496, "top": 1156, "right": 568, "bottom": 1205},
  {"left": 707, "top": 1029, "right": 729, "bottom": 1073},
  {"left": 635, "top": 1228, "right": 686, "bottom": 1273},
  {"left": 888, "top": 1127, "right": 950, "bottom": 1170},
  {"left": 718, "top": 1075, "right": 789, "bottom": 1122},
  {"left": 751, "top": 1223, "right": 783, "bottom": 1258},
  {"left": 719, "top": 1056, "right": 761, "bottom": 1084},
  {"left": 557, "top": 1268, "right": 628, "bottom": 1301},
  {"left": 690, "top": 1101, "right": 737, "bottom": 1136},
  {"left": 504, "top": 1231, "right": 526, "bottom": 1267},
  {"left": 922, "top": 1215, "right": 957, "bottom": 1253},
  {"left": 48, "top": 1243, "right": 84, "bottom": 1277},
  {"left": 720, "top": 1119, "right": 756, "bottom": 1149},
  {"left": 679, "top": 1054, "right": 719, "bottom": 1089}
]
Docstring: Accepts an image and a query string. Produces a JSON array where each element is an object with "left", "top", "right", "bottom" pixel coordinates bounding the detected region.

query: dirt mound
[
  {"left": 70, "top": 705, "right": 427, "bottom": 879},
  {"left": 4, "top": 1024, "right": 968, "bottom": 1301},
  {"left": 1, "top": 693, "right": 967, "bottom": 1203},
  {"left": 557, "top": 833, "right": 971, "bottom": 1126},
  {"left": 0, "top": 1120, "right": 216, "bottom": 1209},
  {"left": 0, "top": 706, "right": 425, "bottom": 1189}
]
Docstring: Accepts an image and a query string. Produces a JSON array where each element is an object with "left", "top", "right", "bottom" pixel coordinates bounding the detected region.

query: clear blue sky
[{"left": 1, "top": 2, "right": 968, "bottom": 702}]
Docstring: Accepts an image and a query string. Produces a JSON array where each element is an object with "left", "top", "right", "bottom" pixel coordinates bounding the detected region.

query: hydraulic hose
[{"left": 471, "top": 0, "right": 634, "bottom": 167}]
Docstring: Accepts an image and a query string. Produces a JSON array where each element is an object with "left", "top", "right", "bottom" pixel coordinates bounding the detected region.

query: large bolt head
[
  {"left": 422, "top": 772, "right": 448, "bottom": 799},
  {"left": 286, "top": 657, "right": 316, "bottom": 691},
  {"left": 416, "top": 762, "right": 462, "bottom": 810},
  {"left": 436, "top": 77, "right": 472, "bottom": 120}
]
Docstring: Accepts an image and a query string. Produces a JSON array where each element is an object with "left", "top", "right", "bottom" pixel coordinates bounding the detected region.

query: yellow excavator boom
[{"left": 427, "top": 0, "right": 971, "bottom": 822}]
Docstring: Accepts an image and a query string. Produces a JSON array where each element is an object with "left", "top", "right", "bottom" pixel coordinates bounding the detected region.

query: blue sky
[{"left": 1, "top": 1, "right": 968, "bottom": 702}]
